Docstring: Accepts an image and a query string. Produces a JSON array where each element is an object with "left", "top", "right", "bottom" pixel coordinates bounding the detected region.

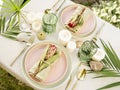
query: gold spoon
[{"left": 72, "top": 69, "right": 86, "bottom": 90}]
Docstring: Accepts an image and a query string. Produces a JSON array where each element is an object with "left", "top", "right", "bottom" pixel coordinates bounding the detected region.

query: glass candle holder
[
  {"left": 42, "top": 13, "right": 58, "bottom": 33},
  {"left": 78, "top": 40, "right": 97, "bottom": 61}
]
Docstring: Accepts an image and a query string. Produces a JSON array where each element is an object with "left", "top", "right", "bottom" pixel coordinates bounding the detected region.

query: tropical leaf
[
  {"left": 88, "top": 69, "right": 120, "bottom": 78},
  {"left": 97, "top": 81, "right": 120, "bottom": 90},
  {"left": 20, "top": 0, "right": 30, "bottom": 9},
  {"left": 93, "top": 39, "right": 120, "bottom": 90},
  {"left": 0, "top": 16, "right": 21, "bottom": 40},
  {"left": 100, "top": 39, "right": 120, "bottom": 72},
  {"left": 0, "top": 0, "right": 30, "bottom": 23}
]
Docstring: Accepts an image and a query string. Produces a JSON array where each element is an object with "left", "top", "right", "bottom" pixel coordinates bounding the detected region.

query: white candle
[
  {"left": 58, "top": 30, "right": 72, "bottom": 45},
  {"left": 67, "top": 41, "right": 76, "bottom": 52},
  {"left": 32, "top": 21, "right": 41, "bottom": 32}
]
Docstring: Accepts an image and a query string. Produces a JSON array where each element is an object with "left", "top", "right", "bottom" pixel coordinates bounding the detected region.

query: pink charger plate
[
  {"left": 60, "top": 4, "right": 97, "bottom": 38},
  {"left": 22, "top": 41, "right": 71, "bottom": 89}
]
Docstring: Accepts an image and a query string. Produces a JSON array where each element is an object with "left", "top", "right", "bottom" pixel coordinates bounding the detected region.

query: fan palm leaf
[
  {"left": 0, "top": 15, "right": 20, "bottom": 40},
  {"left": 0, "top": 0, "right": 30, "bottom": 23},
  {"left": 92, "top": 39, "right": 120, "bottom": 90},
  {"left": 100, "top": 39, "right": 120, "bottom": 72}
]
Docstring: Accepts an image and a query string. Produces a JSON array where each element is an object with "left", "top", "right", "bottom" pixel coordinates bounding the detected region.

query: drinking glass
[{"left": 42, "top": 13, "right": 58, "bottom": 33}]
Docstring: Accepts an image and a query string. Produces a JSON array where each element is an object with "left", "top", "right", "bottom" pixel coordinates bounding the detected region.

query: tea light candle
[
  {"left": 58, "top": 30, "right": 72, "bottom": 45},
  {"left": 27, "top": 12, "right": 36, "bottom": 24},
  {"left": 32, "top": 21, "right": 41, "bottom": 32},
  {"left": 67, "top": 41, "right": 76, "bottom": 52}
]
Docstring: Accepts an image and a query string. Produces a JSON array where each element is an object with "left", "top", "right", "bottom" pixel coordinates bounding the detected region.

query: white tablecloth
[{"left": 0, "top": 0, "right": 120, "bottom": 90}]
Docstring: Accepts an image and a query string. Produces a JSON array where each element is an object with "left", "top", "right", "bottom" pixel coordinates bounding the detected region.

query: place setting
[{"left": 0, "top": 0, "right": 120, "bottom": 90}]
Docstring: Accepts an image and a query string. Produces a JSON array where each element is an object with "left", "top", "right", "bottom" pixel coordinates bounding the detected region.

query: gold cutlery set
[{"left": 65, "top": 62, "right": 86, "bottom": 90}]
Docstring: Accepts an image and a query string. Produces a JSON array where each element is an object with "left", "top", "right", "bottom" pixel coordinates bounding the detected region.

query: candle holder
[
  {"left": 42, "top": 13, "right": 58, "bottom": 33},
  {"left": 42, "top": 0, "right": 66, "bottom": 33}
]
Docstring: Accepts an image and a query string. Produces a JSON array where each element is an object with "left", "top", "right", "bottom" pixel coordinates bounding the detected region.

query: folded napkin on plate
[
  {"left": 29, "top": 44, "right": 60, "bottom": 81},
  {"left": 65, "top": 6, "right": 85, "bottom": 33}
]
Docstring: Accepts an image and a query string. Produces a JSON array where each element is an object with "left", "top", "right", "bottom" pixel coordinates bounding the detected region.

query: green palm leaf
[
  {"left": 20, "top": 0, "right": 30, "bottom": 9},
  {"left": 100, "top": 39, "right": 120, "bottom": 72},
  {"left": 97, "top": 82, "right": 120, "bottom": 90},
  {"left": 0, "top": 0, "right": 30, "bottom": 22},
  {"left": 0, "top": 16, "right": 21, "bottom": 40},
  {"left": 93, "top": 39, "right": 120, "bottom": 90},
  {"left": 89, "top": 69, "right": 120, "bottom": 78}
]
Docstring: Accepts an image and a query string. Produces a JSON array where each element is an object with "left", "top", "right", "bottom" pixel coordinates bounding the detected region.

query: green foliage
[
  {"left": 0, "top": 15, "right": 21, "bottom": 40},
  {"left": 100, "top": 39, "right": 120, "bottom": 72},
  {"left": 0, "top": 67, "right": 33, "bottom": 90},
  {"left": 71, "top": 0, "right": 100, "bottom": 6},
  {"left": 92, "top": 39, "right": 120, "bottom": 90},
  {"left": 97, "top": 81, "right": 120, "bottom": 90},
  {"left": 89, "top": 69, "right": 120, "bottom": 78},
  {"left": 92, "top": 0, "right": 120, "bottom": 28},
  {"left": 0, "top": 0, "right": 30, "bottom": 21},
  {"left": 0, "top": 0, "right": 31, "bottom": 40}
]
